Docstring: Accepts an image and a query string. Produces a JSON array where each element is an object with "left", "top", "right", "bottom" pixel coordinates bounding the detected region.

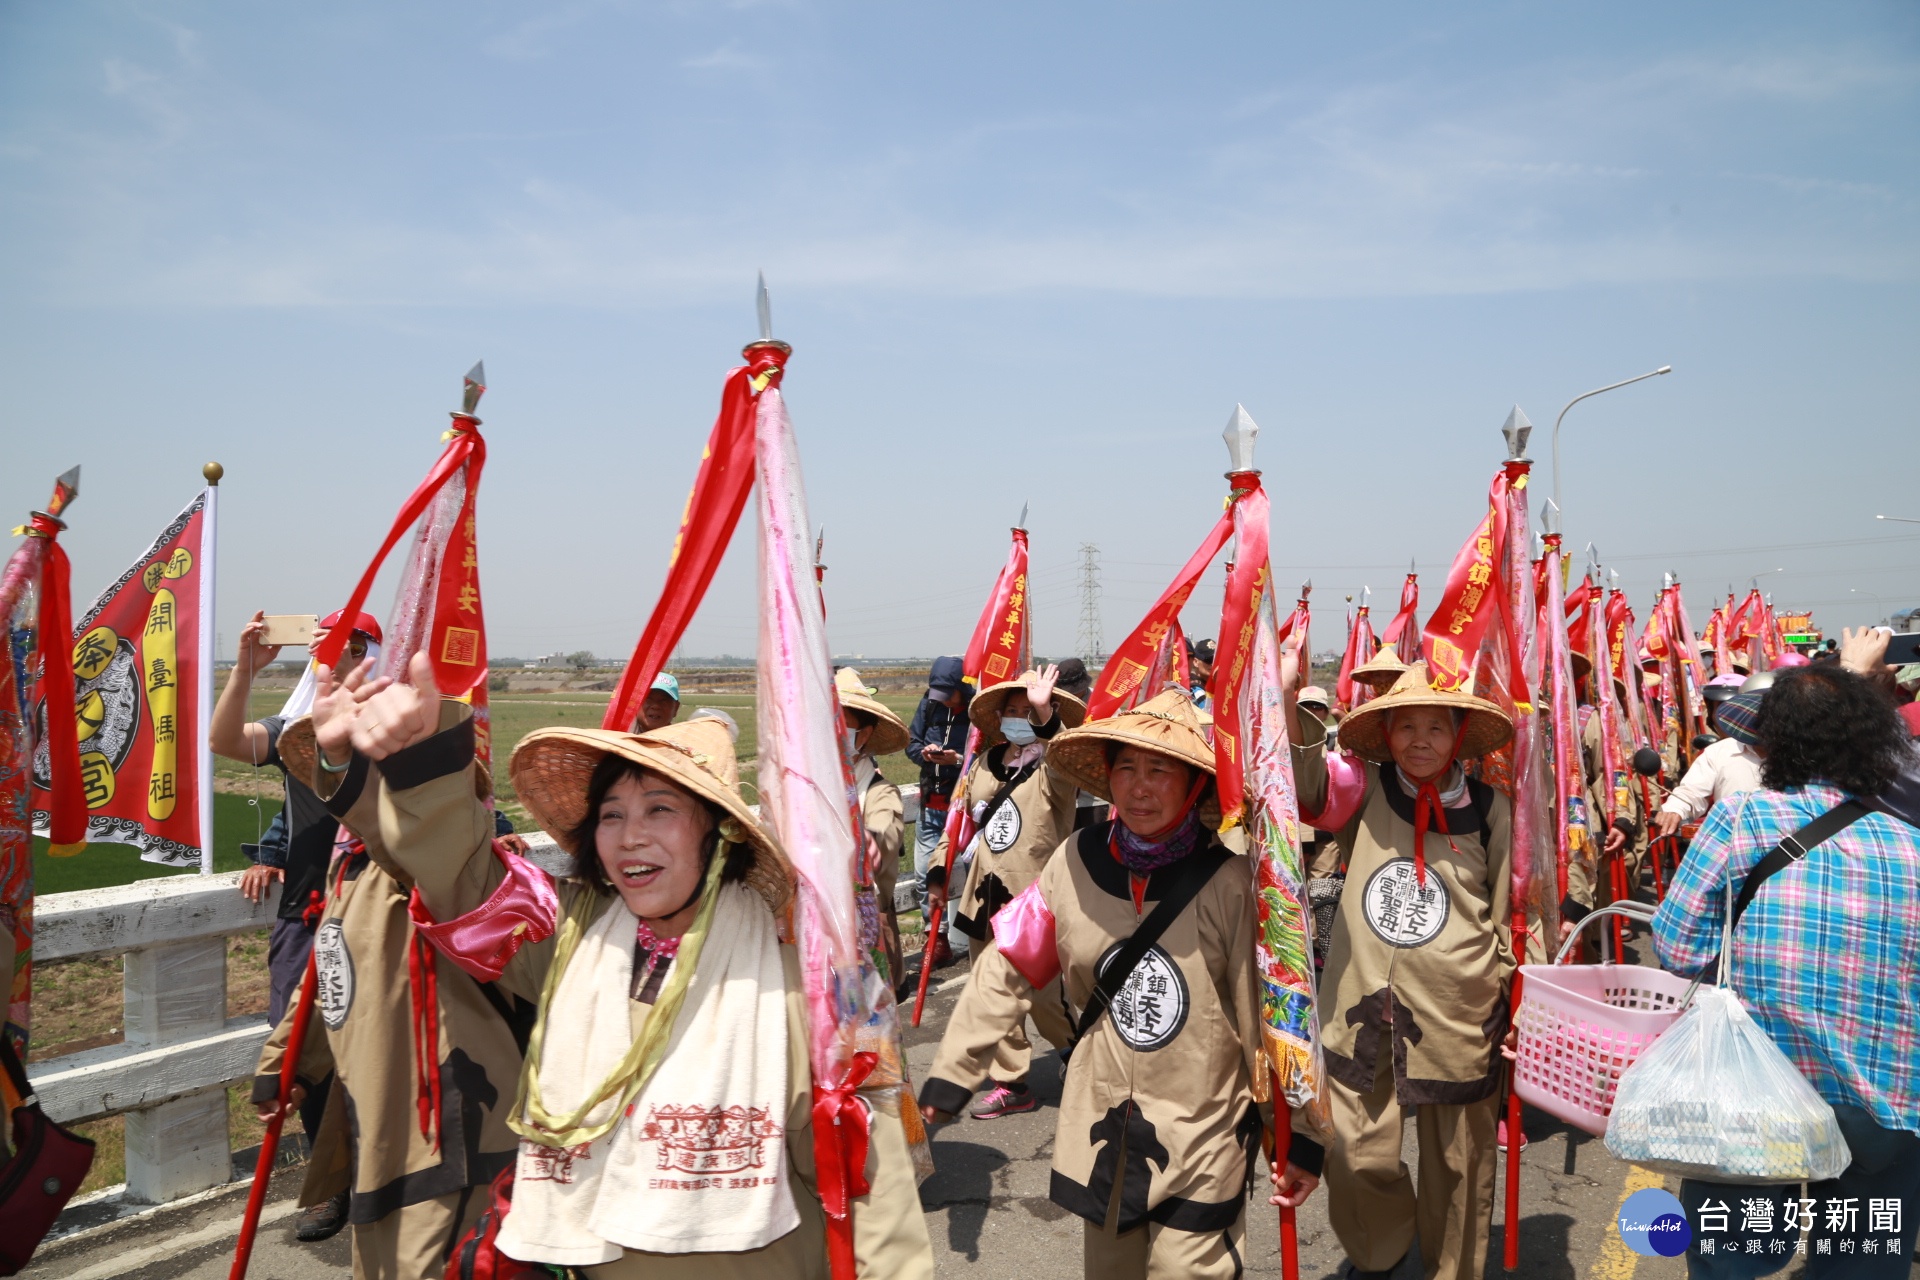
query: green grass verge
[{"left": 31, "top": 791, "right": 261, "bottom": 895}]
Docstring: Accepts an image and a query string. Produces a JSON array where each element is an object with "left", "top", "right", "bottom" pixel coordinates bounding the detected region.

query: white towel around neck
[{"left": 498, "top": 883, "right": 798, "bottom": 1265}]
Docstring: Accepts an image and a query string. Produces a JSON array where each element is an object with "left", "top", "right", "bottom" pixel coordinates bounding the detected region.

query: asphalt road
[{"left": 28, "top": 935, "right": 1835, "bottom": 1280}]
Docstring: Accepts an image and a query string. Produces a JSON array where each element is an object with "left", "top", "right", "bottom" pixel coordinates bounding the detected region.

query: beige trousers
[
  {"left": 966, "top": 936, "right": 1074, "bottom": 1083},
  {"left": 1079, "top": 1132, "right": 1248, "bottom": 1280},
  {"left": 350, "top": 1185, "right": 486, "bottom": 1280},
  {"left": 1326, "top": 1052, "right": 1500, "bottom": 1280}
]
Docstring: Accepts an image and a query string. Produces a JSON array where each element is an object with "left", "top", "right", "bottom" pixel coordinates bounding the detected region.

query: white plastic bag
[{"left": 1604, "top": 985, "right": 1851, "bottom": 1184}]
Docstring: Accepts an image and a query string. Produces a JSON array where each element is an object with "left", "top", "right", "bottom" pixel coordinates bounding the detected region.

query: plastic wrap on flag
[
  {"left": 0, "top": 535, "right": 47, "bottom": 1049},
  {"left": 753, "top": 388, "right": 932, "bottom": 1181},
  {"left": 1541, "top": 538, "right": 1589, "bottom": 904},
  {"left": 379, "top": 467, "right": 463, "bottom": 681},
  {"left": 375, "top": 468, "right": 492, "bottom": 772},
  {"left": 1498, "top": 469, "right": 1557, "bottom": 940},
  {"left": 1240, "top": 590, "right": 1328, "bottom": 1133}
]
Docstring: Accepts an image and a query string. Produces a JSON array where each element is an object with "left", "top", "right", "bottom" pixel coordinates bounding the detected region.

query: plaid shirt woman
[{"left": 1652, "top": 664, "right": 1920, "bottom": 1277}]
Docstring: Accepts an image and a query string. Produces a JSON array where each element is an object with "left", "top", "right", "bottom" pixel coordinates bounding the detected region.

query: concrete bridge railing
[{"left": 30, "top": 784, "right": 924, "bottom": 1212}]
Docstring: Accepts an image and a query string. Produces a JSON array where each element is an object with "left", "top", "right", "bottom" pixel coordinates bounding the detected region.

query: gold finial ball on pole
[{"left": 203, "top": 461, "right": 224, "bottom": 485}]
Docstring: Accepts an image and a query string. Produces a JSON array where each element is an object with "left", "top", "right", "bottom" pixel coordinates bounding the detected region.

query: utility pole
[{"left": 1076, "top": 543, "right": 1104, "bottom": 665}]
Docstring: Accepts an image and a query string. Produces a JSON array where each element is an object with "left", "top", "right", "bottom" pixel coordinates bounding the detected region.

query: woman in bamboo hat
[
  {"left": 300, "top": 652, "right": 932, "bottom": 1279},
  {"left": 924, "top": 663, "right": 1085, "bottom": 1118},
  {"left": 1280, "top": 639, "right": 1515, "bottom": 1280},
  {"left": 919, "top": 686, "right": 1323, "bottom": 1278},
  {"left": 836, "top": 666, "right": 913, "bottom": 995}
]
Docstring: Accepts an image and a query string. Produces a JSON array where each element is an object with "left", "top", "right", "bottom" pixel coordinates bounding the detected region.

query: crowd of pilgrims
[{"left": 220, "top": 602, "right": 1920, "bottom": 1280}]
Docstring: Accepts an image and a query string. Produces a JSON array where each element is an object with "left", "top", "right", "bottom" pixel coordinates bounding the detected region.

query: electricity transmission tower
[{"left": 1076, "top": 543, "right": 1104, "bottom": 664}]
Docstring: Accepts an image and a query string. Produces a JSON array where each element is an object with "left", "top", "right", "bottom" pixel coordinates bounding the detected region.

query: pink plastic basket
[{"left": 1512, "top": 908, "right": 1694, "bottom": 1135}]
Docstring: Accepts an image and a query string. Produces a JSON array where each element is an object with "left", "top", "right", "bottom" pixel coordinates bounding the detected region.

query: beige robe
[
  {"left": 937, "top": 742, "right": 1078, "bottom": 941},
  {"left": 924, "top": 825, "right": 1311, "bottom": 1241},
  {"left": 1293, "top": 726, "right": 1515, "bottom": 1106},
  {"left": 254, "top": 743, "right": 526, "bottom": 1264},
  {"left": 310, "top": 703, "right": 932, "bottom": 1280},
  {"left": 859, "top": 767, "right": 905, "bottom": 985}
]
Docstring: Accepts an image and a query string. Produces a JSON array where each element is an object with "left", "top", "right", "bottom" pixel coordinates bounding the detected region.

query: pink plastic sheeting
[{"left": 990, "top": 881, "right": 1060, "bottom": 991}]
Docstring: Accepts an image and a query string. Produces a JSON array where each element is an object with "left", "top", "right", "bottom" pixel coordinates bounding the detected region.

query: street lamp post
[
  {"left": 1552, "top": 365, "right": 1673, "bottom": 515},
  {"left": 1876, "top": 515, "right": 1920, "bottom": 525}
]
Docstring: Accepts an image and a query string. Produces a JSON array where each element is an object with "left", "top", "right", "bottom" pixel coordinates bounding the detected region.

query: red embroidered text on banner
[
  {"left": 1421, "top": 465, "right": 1520, "bottom": 691},
  {"left": 964, "top": 529, "right": 1029, "bottom": 688}
]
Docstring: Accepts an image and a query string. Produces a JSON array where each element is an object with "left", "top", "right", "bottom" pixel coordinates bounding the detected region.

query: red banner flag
[
  {"left": 1379, "top": 572, "right": 1420, "bottom": 654},
  {"left": 1422, "top": 462, "right": 1524, "bottom": 691},
  {"left": 317, "top": 368, "right": 489, "bottom": 701},
  {"left": 3, "top": 470, "right": 82, "bottom": 1050},
  {"left": 964, "top": 528, "right": 1030, "bottom": 690},
  {"left": 32, "top": 489, "right": 217, "bottom": 869},
  {"left": 1274, "top": 582, "right": 1311, "bottom": 653},
  {"left": 1088, "top": 509, "right": 1235, "bottom": 721},
  {"left": 913, "top": 522, "right": 1033, "bottom": 1027},
  {"left": 1334, "top": 605, "right": 1376, "bottom": 712},
  {"left": 604, "top": 344, "right": 789, "bottom": 731}
]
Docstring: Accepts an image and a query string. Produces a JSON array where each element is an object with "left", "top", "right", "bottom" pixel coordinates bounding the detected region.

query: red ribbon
[
  {"left": 1379, "top": 571, "right": 1421, "bottom": 653},
  {"left": 812, "top": 1051, "right": 878, "bottom": 1280},
  {"left": 29, "top": 514, "right": 86, "bottom": 852},
  {"left": 1409, "top": 773, "right": 1454, "bottom": 888},
  {"left": 313, "top": 424, "right": 486, "bottom": 695},
  {"left": 604, "top": 344, "right": 787, "bottom": 731},
  {"left": 1335, "top": 605, "right": 1375, "bottom": 712},
  {"left": 409, "top": 931, "right": 442, "bottom": 1149}
]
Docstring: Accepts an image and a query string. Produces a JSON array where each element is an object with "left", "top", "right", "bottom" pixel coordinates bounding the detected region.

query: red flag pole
[
  {"left": 230, "top": 958, "right": 317, "bottom": 1280},
  {"left": 1270, "top": 1070, "right": 1299, "bottom": 1280},
  {"left": 1504, "top": 934, "right": 1525, "bottom": 1270},
  {"left": 912, "top": 520, "right": 1029, "bottom": 1026}
]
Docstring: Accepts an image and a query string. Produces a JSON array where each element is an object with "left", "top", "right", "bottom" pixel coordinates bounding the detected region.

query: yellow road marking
[{"left": 1589, "top": 1164, "right": 1672, "bottom": 1280}]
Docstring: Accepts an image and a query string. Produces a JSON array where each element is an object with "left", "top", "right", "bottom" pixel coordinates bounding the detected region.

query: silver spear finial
[
  {"left": 1223, "top": 404, "right": 1259, "bottom": 474},
  {"left": 1502, "top": 406, "right": 1533, "bottom": 460},
  {"left": 756, "top": 271, "right": 773, "bottom": 342},
  {"left": 460, "top": 362, "right": 486, "bottom": 418}
]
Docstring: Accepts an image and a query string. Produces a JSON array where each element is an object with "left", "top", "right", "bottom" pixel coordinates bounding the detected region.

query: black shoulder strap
[
  {"left": 1466, "top": 777, "right": 1497, "bottom": 833},
  {"left": 474, "top": 979, "right": 537, "bottom": 1054},
  {"left": 0, "top": 1029, "right": 35, "bottom": 1108},
  {"left": 1072, "top": 846, "right": 1233, "bottom": 1046},
  {"left": 975, "top": 759, "right": 1037, "bottom": 837},
  {"left": 1731, "top": 798, "right": 1871, "bottom": 928}
]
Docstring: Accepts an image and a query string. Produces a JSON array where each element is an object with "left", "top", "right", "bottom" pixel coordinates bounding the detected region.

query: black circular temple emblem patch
[{"left": 1093, "top": 941, "right": 1189, "bottom": 1052}]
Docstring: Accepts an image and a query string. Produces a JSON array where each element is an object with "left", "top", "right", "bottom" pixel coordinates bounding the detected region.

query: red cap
[
  {"left": 320, "top": 609, "right": 383, "bottom": 644},
  {"left": 1900, "top": 703, "right": 1920, "bottom": 740}
]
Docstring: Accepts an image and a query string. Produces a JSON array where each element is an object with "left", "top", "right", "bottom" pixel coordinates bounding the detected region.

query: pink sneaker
[
  {"left": 1498, "top": 1116, "right": 1529, "bottom": 1153},
  {"left": 969, "top": 1082, "right": 1038, "bottom": 1119}
]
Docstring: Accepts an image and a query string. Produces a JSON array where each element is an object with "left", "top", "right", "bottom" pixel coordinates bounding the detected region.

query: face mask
[
  {"left": 842, "top": 728, "right": 860, "bottom": 757},
  {"left": 1000, "top": 716, "right": 1037, "bottom": 746}
]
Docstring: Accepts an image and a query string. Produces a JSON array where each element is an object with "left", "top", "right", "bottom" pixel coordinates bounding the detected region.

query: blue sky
[{"left": 3, "top": 1, "right": 1916, "bottom": 662}]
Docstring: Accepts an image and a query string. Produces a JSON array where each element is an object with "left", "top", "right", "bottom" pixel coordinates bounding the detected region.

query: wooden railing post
[{"left": 122, "top": 936, "right": 232, "bottom": 1203}]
